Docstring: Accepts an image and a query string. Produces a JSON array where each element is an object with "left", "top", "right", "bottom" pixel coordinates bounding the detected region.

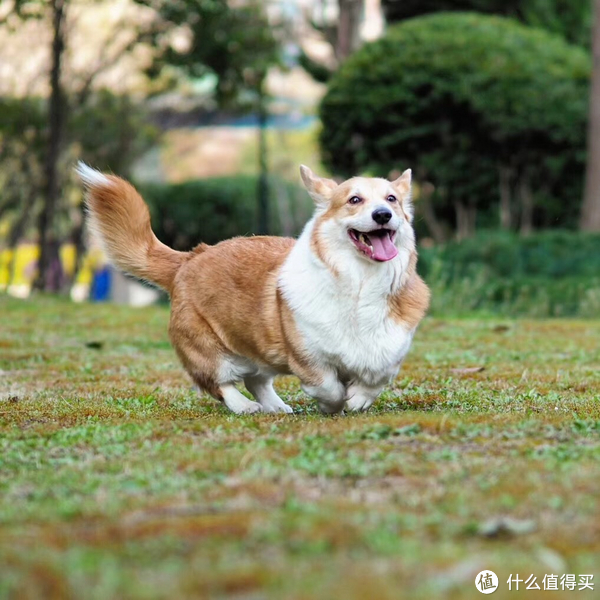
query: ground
[{"left": 1, "top": 295, "right": 599, "bottom": 599}]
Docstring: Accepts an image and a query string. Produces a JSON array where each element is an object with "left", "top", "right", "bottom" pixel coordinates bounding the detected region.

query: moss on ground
[{"left": 1, "top": 295, "right": 599, "bottom": 599}]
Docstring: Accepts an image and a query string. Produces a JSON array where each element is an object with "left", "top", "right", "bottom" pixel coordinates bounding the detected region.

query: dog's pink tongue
[{"left": 371, "top": 233, "right": 398, "bottom": 261}]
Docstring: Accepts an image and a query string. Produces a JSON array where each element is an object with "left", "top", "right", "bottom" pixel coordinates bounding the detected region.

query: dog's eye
[
  {"left": 387, "top": 195, "right": 397, "bottom": 203},
  {"left": 348, "top": 196, "right": 362, "bottom": 205}
]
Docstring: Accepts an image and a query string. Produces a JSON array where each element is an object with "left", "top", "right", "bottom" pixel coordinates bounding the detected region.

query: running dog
[{"left": 77, "top": 163, "right": 430, "bottom": 414}]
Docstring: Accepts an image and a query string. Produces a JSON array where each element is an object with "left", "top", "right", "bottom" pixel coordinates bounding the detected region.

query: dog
[{"left": 76, "top": 163, "right": 430, "bottom": 414}]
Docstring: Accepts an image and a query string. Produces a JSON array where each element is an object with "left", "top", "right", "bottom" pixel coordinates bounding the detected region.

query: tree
[
  {"left": 581, "top": 0, "right": 600, "bottom": 231},
  {"left": 8, "top": 0, "right": 69, "bottom": 291},
  {"left": 35, "top": 0, "right": 66, "bottom": 291},
  {"left": 133, "top": 0, "right": 281, "bottom": 234},
  {"left": 2, "top": 0, "right": 160, "bottom": 290},
  {"left": 299, "top": 0, "right": 365, "bottom": 83},
  {"left": 319, "top": 13, "right": 590, "bottom": 239}
]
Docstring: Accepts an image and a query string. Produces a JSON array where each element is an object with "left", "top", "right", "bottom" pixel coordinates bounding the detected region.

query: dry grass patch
[{"left": 1, "top": 295, "right": 599, "bottom": 599}]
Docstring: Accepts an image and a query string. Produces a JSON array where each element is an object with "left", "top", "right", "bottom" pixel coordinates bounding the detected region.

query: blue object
[{"left": 91, "top": 267, "right": 111, "bottom": 301}]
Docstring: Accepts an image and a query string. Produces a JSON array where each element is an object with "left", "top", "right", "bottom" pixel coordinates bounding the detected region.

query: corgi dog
[{"left": 76, "top": 163, "right": 430, "bottom": 415}]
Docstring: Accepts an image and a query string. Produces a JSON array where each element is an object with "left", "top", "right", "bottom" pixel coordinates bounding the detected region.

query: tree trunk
[
  {"left": 256, "top": 81, "right": 269, "bottom": 235},
  {"left": 419, "top": 181, "right": 447, "bottom": 243},
  {"left": 499, "top": 164, "right": 513, "bottom": 229},
  {"left": 581, "top": 0, "right": 600, "bottom": 231},
  {"left": 64, "top": 204, "right": 85, "bottom": 292},
  {"left": 519, "top": 174, "right": 534, "bottom": 236},
  {"left": 336, "top": 0, "right": 364, "bottom": 61},
  {"left": 454, "top": 200, "right": 473, "bottom": 241},
  {"left": 34, "top": 0, "right": 67, "bottom": 291}
]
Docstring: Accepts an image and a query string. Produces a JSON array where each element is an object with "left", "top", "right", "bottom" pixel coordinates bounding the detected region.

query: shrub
[
  {"left": 381, "top": 0, "right": 592, "bottom": 48},
  {"left": 140, "top": 176, "right": 311, "bottom": 250},
  {"left": 419, "top": 230, "right": 600, "bottom": 317},
  {"left": 319, "top": 13, "right": 590, "bottom": 233}
]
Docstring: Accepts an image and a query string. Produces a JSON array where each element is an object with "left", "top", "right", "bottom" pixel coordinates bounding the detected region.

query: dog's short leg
[
  {"left": 244, "top": 375, "right": 293, "bottom": 414},
  {"left": 345, "top": 382, "right": 384, "bottom": 412},
  {"left": 302, "top": 374, "right": 346, "bottom": 414},
  {"left": 220, "top": 384, "right": 262, "bottom": 415}
]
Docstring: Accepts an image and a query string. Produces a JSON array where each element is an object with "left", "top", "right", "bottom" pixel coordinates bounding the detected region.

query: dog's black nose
[{"left": 372, "top": 207, "right": 392, "bottom": 225}]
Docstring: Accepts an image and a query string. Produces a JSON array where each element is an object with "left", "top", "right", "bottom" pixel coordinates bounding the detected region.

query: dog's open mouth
[{"left": 348, "top": 228, "right": 398, "bottom": 262}]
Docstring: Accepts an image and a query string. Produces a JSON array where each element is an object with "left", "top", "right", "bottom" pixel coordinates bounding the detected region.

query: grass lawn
[{"left": 1, "top": 295, "right": 599, "bottom": 599}]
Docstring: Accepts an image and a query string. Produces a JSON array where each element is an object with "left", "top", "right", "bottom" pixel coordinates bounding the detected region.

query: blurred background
[{"left": 0, "top": 0, "right": 599, "bottom": 316}]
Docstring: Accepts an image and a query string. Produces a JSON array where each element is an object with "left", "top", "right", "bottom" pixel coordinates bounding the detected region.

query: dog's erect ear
[
  {"left": 391, "top": 168, "right": 411, "bottom": 194},
  {"left": 391, "top": 169, "right": 413, "bottom": 221},
  {"left": 300, "top": 165, "right": 337, "bottom": 207}
]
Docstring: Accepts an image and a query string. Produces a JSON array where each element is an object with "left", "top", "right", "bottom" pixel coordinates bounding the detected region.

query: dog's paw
[
  {"left": 261, "top": 401, "right": 294, "bottom": 414},
  {"left": 236, "top": 401, "right": 263, "bottom": 415},
  {"left": 345, "top": 395, "right": 375, "bottom": 412}
]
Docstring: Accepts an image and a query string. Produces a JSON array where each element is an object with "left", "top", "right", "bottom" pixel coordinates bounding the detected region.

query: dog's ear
[
  {"left": 391, "top": 168, "right": 413, "bottom": 221},
  {"left": 300, "top": 165, "right": 337, "bottom": 207}
]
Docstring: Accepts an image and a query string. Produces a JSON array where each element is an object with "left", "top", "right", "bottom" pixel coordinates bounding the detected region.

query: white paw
[
  {"left": 345, "top": 395, "right": 374, "bottom": 412},
  {"left": 236, "top": 401, "right": 263, "bottom": 415},
  {"left": 261, "top": 401, "right": 294, "bottom": 414}
]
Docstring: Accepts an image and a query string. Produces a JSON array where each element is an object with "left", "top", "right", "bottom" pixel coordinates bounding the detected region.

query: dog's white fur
[{"left": 278, "top": 176, "right": 418, "bottom": 412}]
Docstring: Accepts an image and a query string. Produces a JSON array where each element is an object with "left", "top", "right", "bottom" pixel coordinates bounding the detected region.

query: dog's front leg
[
  {"left": 301, "top": 372, "right": 346, "bottom": 414},
  {"left": 345, "top": 382, "right": 385, "bottom": 412}
]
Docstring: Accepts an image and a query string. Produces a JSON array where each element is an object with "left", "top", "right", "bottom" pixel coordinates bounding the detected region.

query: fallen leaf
[
  {"left": 492, "top": 325, "right": 510, "bottom": 333},
  {"left": 477, "top": 517, "right": 536, "bottom": 538},
  {"left": 450, "top": 367, "right": 485, "bottom": 374},
  {"left": 85, "top": 341, "right": 104, "bottom": 350}
]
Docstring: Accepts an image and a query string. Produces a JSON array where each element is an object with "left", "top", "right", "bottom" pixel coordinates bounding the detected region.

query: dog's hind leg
[
  {"left": 170, "top": 308, "right": 261, "bottom": 415},
  {"left": 219, "top": 384, "right": 262, "bottom": 414},
  {"left": 244, "top": 375, "right": 293, "bottom": 414}
]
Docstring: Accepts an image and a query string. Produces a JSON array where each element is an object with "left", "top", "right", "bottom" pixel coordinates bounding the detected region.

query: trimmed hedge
[
  {"left": 419, "top": 231, "right": 600, "bottom": 317},
  {"left": 140, "top": 175, "right": 312, "bottom": 250}
]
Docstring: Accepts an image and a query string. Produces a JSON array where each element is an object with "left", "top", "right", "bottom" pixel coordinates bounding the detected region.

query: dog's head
[{"left": 300, "top": 165, "right": 415, "bottom": 265}]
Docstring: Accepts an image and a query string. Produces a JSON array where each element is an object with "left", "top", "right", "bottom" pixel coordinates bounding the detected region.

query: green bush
[
  {"left": 419, "top": 231, "right": 600, "bottom": 317},
  {"left": 140, "top": 176, "right": 311, "bottom": 250},
  {"left": 381, "top": 0, "right": 592, "bottom": 48},
  {"left": 319, "top": 13, "right": 590, "bottom": 232}
]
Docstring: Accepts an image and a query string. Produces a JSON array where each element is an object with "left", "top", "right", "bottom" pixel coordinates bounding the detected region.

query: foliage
[
  {"left": 140, "top": 175, "right": 311, "bottom": 249},
  {"left": 319, "top": 13, "right": 590, "bottom": 235},
  {"left": 0, "top": 97, "right": 46, "bottom": 223},
  {"left": 133, "top": 0, "right": 280, "bottom": 108},
  {"left": 70, "top": 91, "right": 157, "bottom": 176},
  {"left": 0, "top": 93, "right": 156, "bottom": 242},
  {"left": 1, "top": 0, "right": 160, "bottom": 291},
  {"left": 381, "top": 0, "right": 592, "bottom": 47},
  {"left": 419, "top": 230, "right": 600, "bottom": 316},
  {"left": 1, "top": 295, "right": 600, "bottom": 597}
]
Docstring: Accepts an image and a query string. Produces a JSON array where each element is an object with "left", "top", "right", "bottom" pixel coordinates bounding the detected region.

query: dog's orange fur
[
  {"left": 86, "top": 176, "right": 323, "bottom": 399},
  {"left": 168, "top": 236, "right": 321, "bottom": 398},
  {"left": 388, "top": 252, "right": 430, "bottom": 329},
  {"left": 86, "top": 176, "right": 187, "bottom": 290}
]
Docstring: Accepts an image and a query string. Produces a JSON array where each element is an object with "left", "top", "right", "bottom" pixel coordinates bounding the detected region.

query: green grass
[{"left": 1, "top": 295, "right": 599, "bottom": 599}]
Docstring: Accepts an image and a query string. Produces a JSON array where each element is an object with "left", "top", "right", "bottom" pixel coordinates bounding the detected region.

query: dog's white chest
[
  {"left": 279, "top": 233, "right": 415, "bottom": 385},
  {"left": 301, "top": 291, "right": 413, "bottom": 381}
]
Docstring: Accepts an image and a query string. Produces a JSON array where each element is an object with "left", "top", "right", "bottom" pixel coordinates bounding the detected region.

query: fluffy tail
[{"left": 76, "top": 162, "right": 187, "bottom": 292}]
